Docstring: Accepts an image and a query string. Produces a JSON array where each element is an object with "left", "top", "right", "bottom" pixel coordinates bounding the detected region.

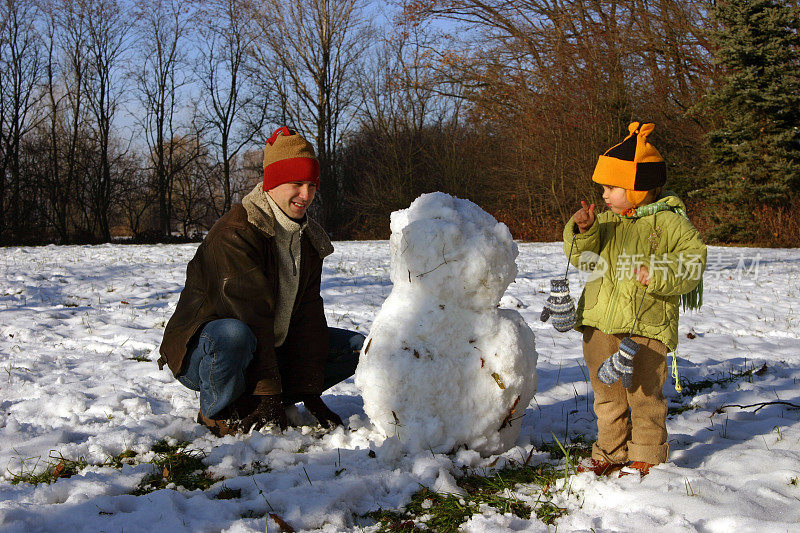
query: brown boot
[
  {"left": 196, "top": 409, "right": 237, "bottom": 437},
  {"left": 577, "top": 458, "right": 624, "bottom": 476},
  {"left": 230, "top": 394, "right": 260, "bottom": 420},
  {"left": 196, "top": 395, "right": 261, "bottom": 437},
  {"left": 620, "top": 461, "right": 654, "bottom": 477}
]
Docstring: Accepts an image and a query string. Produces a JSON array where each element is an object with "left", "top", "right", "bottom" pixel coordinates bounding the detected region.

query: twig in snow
[
  {"left": 524, "top": 446, "right": 536, "bottom": 465},
  {"left": 713, "top": 400, "right": 800, "bottom": 414},
  {"left": 499, "top": 396, "right": 521, "bottom": 430},
  {"left": 269, "top": 513, "right": 296, "bottom": 532},
  {"left": 416, "top": 243, "right": 455, "bottom": 278}
]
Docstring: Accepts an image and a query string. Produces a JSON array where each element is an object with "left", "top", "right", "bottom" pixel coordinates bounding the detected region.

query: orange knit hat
[
  {"left": 262, "top": 127, "right": 320, "bottom": 191},
  {"left": 592, "top": 122, "right": 666, "bottom": 206}
]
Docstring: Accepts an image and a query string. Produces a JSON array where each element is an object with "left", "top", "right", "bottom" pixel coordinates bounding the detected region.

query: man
[{"left": 158, "top": 127, "right": 364, "bottom": 436}]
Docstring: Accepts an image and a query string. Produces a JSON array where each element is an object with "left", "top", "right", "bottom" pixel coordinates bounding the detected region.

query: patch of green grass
[
  {"left": 370, "top": 488, "right": 475, "bottom": 532},
  {"left": 241, "top": 460, "right": 272, "bottom": 475},
  {"left": 368, "top": 460, "right": 569, "bottom": 531},
  {"left": 463, "top": 465, "right": 563, "bottom": 520},
  {"left": 11, "top": 448, "right": 141, "bottom": 486},
  {"left": 105, "top": 449, "right": 137, "bottom": 468},
  {"left": 537, "top": 434, "right": 593, "bottom": 462},
  {"left": 536, "top": 500, "right": 568, "bottom": 524},
  {"left": 131, "top": 440, "right": 217, "bottom": 495},
  {"left": 408, "top": 489, "right": 474, "bottom": 530},
  {"left": 128, "top": 355, "right": 151, "bottom": 362},
  {"left": 9, "top": 452, "right": 88, "bottom": 485},
  {"left": 460, "top": 463, "right": 557, "bottom": 493}
]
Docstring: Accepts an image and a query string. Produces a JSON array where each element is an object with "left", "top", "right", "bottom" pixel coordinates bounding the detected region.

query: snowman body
[{"left": 355, "top": 193, "right": 538, "bottom": 456}]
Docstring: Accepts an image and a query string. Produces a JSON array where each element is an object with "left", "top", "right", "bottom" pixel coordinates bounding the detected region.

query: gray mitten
[
  {"left": 598, "top": 337, "right": 639, "bottom": 389},
  {"left": 540, "top": 278, "right": 576, "bottom": 332}
]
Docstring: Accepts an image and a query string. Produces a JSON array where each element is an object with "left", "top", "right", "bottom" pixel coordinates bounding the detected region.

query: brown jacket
[{"left": 158, "top": 188, "right": 334, "bottom": 396}]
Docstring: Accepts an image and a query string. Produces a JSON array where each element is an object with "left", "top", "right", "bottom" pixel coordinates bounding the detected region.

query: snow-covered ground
[{"left": 0, "top": 241, "right": 798, "bottom": 532}]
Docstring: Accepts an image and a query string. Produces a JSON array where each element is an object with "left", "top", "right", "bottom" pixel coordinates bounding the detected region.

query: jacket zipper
[
  {"left": 604, "top": 217, "right": 634, "bottom": 330},
  {"left": 289, "top": 230, "right": 302, "bottom": 276}
]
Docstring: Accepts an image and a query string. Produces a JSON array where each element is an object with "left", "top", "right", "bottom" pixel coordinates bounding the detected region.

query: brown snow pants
[{"left": 583, "top": 327, "right": 669, "bottom": 465}]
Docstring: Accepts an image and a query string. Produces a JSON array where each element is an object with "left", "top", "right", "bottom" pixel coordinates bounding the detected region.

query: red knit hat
[{"left": 262, "top": 127, "right": 320, "bottom": 191}]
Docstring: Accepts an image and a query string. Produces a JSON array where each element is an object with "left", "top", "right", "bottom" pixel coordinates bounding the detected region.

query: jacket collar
[
  {"left": 242, "top": 184, "right": 333, "bottom": 258},
  {"left": 618, "top": 191, "right": 688, "bottom": 220}
]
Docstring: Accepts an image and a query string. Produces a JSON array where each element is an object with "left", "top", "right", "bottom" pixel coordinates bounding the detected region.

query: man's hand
[
  {"left": 237, "top": 394, "right": 288, "bottom": 433},
  {"left": 302, "top": 395, "right": 343, "bottom": 429},
  {"left": 573, "top": 201, "right": 596, "bottom": 233},
  {"left": 635, "top": 265, "right": 651, "bottom": 286}
]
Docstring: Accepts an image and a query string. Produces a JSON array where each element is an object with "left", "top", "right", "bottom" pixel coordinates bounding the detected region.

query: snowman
[{"left": 355, "top": 192, "right": 538, "bottom": 456}]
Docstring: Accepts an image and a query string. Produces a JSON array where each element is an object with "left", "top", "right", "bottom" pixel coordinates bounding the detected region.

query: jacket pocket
[
  {"left": 582, "top": 278, "right": 603, "bottom": 311},
  {"left": 637, "top": 291, "right": 667, "bottom": 327}
]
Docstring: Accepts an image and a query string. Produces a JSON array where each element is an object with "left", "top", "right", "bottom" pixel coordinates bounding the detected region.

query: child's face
[{"left": 601, "top": 185, "right": 634, "bottom": 214}]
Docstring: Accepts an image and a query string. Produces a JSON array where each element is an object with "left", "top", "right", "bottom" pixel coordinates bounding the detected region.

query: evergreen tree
[{"left": 702, "top": 0, "right": 800, "bottom": 224}]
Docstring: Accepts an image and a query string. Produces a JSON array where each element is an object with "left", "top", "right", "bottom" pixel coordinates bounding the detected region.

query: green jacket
[{"left": 563, "top": 193, "right": 706, "bottom": 351}]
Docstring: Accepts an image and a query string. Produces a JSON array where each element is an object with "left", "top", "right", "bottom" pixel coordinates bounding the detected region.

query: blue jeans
[{"left": 178, "top": 319, "right": 365, "bottom": 418}]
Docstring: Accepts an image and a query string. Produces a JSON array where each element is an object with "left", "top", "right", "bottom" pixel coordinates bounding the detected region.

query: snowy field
[{"left": 0, "top": 241, "right": 799, "bottom": 532}]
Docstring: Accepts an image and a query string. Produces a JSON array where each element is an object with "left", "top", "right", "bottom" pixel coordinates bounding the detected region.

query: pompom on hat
[
  {"left": 592, "top": 122, "right": 666, "bottom": 206},
  {"left": 262, "top": 126, "right": 320, "bottom": 191}
]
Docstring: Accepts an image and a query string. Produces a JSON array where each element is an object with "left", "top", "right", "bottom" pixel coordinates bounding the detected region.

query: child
[{"left": 565, "top": 122, "right": 706, "bottom": 475}]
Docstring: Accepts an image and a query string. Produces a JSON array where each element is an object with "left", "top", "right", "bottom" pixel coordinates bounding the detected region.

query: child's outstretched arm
[{"left": 563, "top": 201, "right": 600, "bottom": 268}]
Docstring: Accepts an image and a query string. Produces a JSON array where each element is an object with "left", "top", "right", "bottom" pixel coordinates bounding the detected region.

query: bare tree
[
  {"left": 344, "top": 24, "right": 465, "bottom": 214},
  {"left": 114, "top": 153, "right": 153, "bottom": 238},
  {"left": 38, "top": 0, "right": 89, "bottom": 241},
  {"left": 394, "top": 0, "right": 716, "bottom": 232},
  {"left": 132, "top": 0, "right": 196, "bottom": 237},
  {"left": 37, "top": 0, "right": 99, "bottom": 241},
  {"left": 80, "top": 0, "right": 134, "bottom": 241},
  {"left": 250, "top": 0, "right": 372, "bottom": 229},
  {"left": 194, "top": 0, "right": 270, "bottom": 217},
  {"left": 0, "top": 0, "right": 44, "bottom": 241},
  {"left": 173, "top": 118, "right": 215, "bottom": 236}
]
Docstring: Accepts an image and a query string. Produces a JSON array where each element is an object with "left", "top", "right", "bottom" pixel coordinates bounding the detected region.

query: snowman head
[{"left": 388, "top": 192, "right": 518, "bottom": 309}]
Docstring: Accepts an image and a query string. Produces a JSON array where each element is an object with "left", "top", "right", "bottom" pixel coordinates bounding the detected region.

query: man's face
[{"left": 267, "top": 181, "right": 317, "bottom": 219}]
